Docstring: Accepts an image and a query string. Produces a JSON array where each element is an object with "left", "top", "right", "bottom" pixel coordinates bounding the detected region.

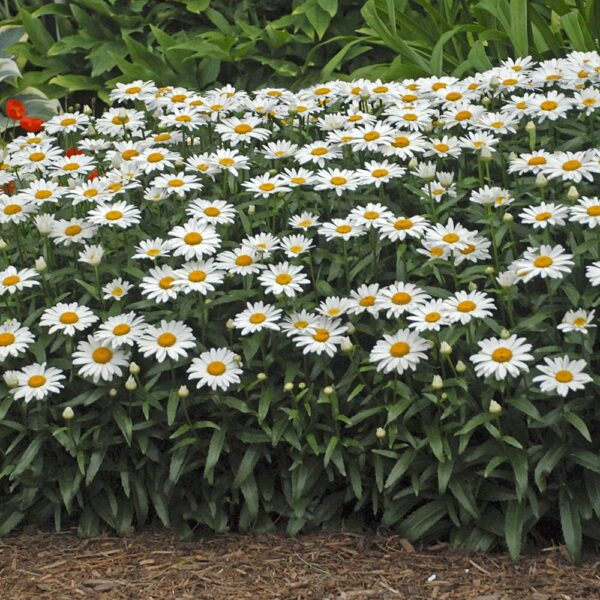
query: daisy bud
[
  {"left": 489, "top": 75, "right": 499, "bottom": 89},
  {"left": 323, "top": 385, "right": 334, "bottom": 395},
  {"left": 456, "top": 360, "right": 467, "bottom": 373},
  {"left": 86, "top": 125, "right": 96, "bottom": 136},
  {"left": 480, "top": 147, "right": 493, "bottom": 162},
  {"left": 268, "top": 169, "right": 278, "bottom": 176},
  {"left": 525, "top": 120, "right": 536, "bottom": 133},
  {"left": 535, "top": 173, "right": 547, "bottom": 188},
  {"left": 233, "top": 354, "right": 242, "bottom": 363},
  {"left": 125, "top": 376, "right": 137, "bottom": 391},
  {"left": 345, "top": 322, "right": 356, "bottom": 335},
  {"left": 2, "top": 371, "right": 19, "bottom": 388},
  {"left": 129, "top": 362, "right": 140, "bottom": 375},
  {"left": 376, "top": 427, "right": 386, "bottom": 439},
  {"left": 500, "top": 328, "right": 510, "bottom": 339},
  {"left": 426, "top": 339, "right": 435, "bottom": 349},
  {"left": 489, "top": 400, "right": 502, "bottom": 415},
  {"left": 441, "top": 392, "right": 448, "bottom": 400},
  {"left": 431, "top": 375, "right": 444, "bottom": 390},
  {"left": 298, "top": 382, "right": 306, "bottom": 390},
  {"left": 508, "top": 151, "right": 517, "bottom": 161},
  {"left": 440, "top": 341, "right": 452, "bottom": 355},
  {"left": 82, "top": 104, "right": 93, "bottom": 115},
  {"left": 109, "top": 388, "right": 118, "bottom": 397},
  {"left": 340, "top": 337, "right": 353, "bottom": 353},
  {"left": 468, "top": 281, "right": 478, "bottom": 291},
  {"left": 34, "top": 215, "right": 54, "bottom": 236},
  {"left": 497, "top": 269, "right": 518, "bottom": 288},
  {"left": 0, "top": 239, "right": 7, "bottom": 251},
  {"left": 284, "top": 382, "right": 294, "bottom": 392},
  {"left": 408, "top": 157, "right": 419, "bottom": 170},
  {"left": 502, "top": 212, "right": 514, "bottom": 223},
  {"left": 482, "top": 96, "right": 491, "bottom": 106},
  {"left": 178, "top": 385, "right": 189, "bottom": 398},
  {"left": 359, "top": 89, "right": 370, "bottom": 100},
  {"left": 62, "top": 406, "right": 75, "bottom": 420},
  {"left": 567, "top": 185, "right": 579, "bottom": 201},
  {"left": 248, "top": 204, "right": 256, "bottom": 215},
  {"left": 175, "top": 159, "right": 185, "bottom": 168},
  {"left": 225, "top": 319, "right": 235, "bottom": 330},
  {"left": 257, "top": 372, "right": 267, "bottom": 381},
  {"left": 485, "top": 266, "right": 495, "bottom": 274},
  {"left": 204, "top": 298, "right": 212, "bottom": 305},
  {"left": 35, "top": 256, "right": 47, "bottom": 272}
]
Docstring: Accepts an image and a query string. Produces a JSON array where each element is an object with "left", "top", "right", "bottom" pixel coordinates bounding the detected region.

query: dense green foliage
[{"left": 0, "top": 0, "right": 599, "bottom": 106}]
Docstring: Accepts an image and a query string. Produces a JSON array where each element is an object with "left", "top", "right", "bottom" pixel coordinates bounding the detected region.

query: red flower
[
  {"left": 5, "top": 99, "right": 26, "bottom": 120},
  {"left": 2, "top": 181, "right": 16, "bottom": 195},
  {"left": 66, "top": 147, "right": 84, "bottom": 158},
  {"left": 19, "top": 116, "right": 45, "bottom": 132},
  {"left": 87, "top": 169, "right": 99, "bottom": 181}
]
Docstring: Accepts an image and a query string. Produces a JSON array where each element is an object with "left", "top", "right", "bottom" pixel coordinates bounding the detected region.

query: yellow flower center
[
  {"left": 112, "top": 115, "right": 130, "bottom": 125},
  {"left": 457, "top": 300, "right": 476, "bottom": 312},
  {"left": 234, "top": 124, "right": 253, "bottom": 134},
  {"left": 188, "top": 270, "right": 206, "bottom": 282},
  {"left": 2, "top": 274, "right": 20, "bottom": 287},
  {"left": 147, "top": 152, "right": 165, "bottom": 163},
  {"left": 126, "top": 86, "right": 141, "bottom": 94},
  {"left": 291, "top": 177, "right": 305, "bottom": 185},
  {"left": 60, "top": 118, "right": 77, "bottom": 126},
  {"left": 157, "top": 332, "right": 177, "bottom": 347},
  {"left": 113, "top": 324, "right": 131, "bottom": 336},
  {"left": 294, "top": 320, "right": 308, "bottom": 329},
  {"left": 28, "top": 375, "right": 46, "bottom": 388},
  {"left": 446, "top": 91, "right": 462, "bottom": 101},
  {"left": 371, "top": 169, "right": 388, "bottom": 179},
  {"left": 535, "top": 211, "right": 553, "bottom": 221},
  {"left": 403, "top": 113, "right": 417, "bottom": 121},
  {"left": 363, "top": 131, "right": 380, "bottom": 141},
  {"left": 249, "top": 313, "right": 266, "bottom": 324},
  {"left": 259, "top": 182, "right": 276, "bottom": 192},
  {"left": 207, "top": 360, "right": 226, "bottom": 376},
  {"left": 534, "top": 256, "right": 553, "bottom": 268},
  {"left": 425, "top": 312, "right": 441, "bottom": 323},
  {"left": 65, "top": 224, "right": 82, "bottom": 237},
  {"left": 184, "top": 232, "right": 203, "bottom": 245},
  {"left": 235, "top": 255, "right": 253, "bottom": 266},
  {"left": 168, "top": 179, "right": 185, "bottom": 188},
  {"left": 0, "top": 332, "right": 16, "bottom": 346},
  {"left": 313, "top": 328, "right": 330, "bottom": 342},
  {"left": 491, "top": 348, "right": 513, "bottom": 363},
  {"left": 29, "top": 152, "right": 45, "bottom": 162},
  {"left": 175, "top": 115, "right": 191, "bottom": 122},
  {"left": 442, "top": 233, "right": 460, "bottom": 243},
  {"left": 4, "top": 204, "right": 21, "bottom": 215},
  {"left": 540, "top": 100, "right": 558, "bottom": 111},
  {"left": 430, "top": 247, "right": 444, "bottom": 257},
  {"left": 583, "top": 98, "right": 597, "bottom": 106},
  {"left": 108, "top": 183, "right": 122, "bottom": 192},
  {"left": 35, "top": 190, "right": 52, "bottom": 200},
  {"left": 402, "top": 94, "right": 417, "bottom": 102},
  {"left": 432, "top": 82, "right": 447, "bottom": 91},
  {"left": 92, "top": 347, "right": 113, "bottom": 364},
  {"left": 392, "top": 136, "right": 410, "bottom": 148},
  {"left": 587, "top": 205, "right": 600, "bottom": 217},
  {"left": 330, "top": 176, "right": 347, "bottom": 186},
  {"left": 159, "top": 276, "right": 175, "bottom": 289},
  {"left": 555, "top": 370, "right": 573, "bottom": 383},
  {"left": 105, "top": 210, "right": 123, "bottom": 221},
  {"left": 63, "top": 162, "right": 80, "bottom": 171},
  {"left": 359, "top": 295, "right": 376, "bottom": 307},
  {"left": 390, "top": 341, "right": 410, "bottom": 357},
  {"left": 460, "top": 244, "right": 476, "bottom": 255},
  {"left": 219, "top": 158, "right": 234, "bottom": 167},
  {"left": 171, "top": 94, "right": 187, "bottom": 102},
  {"left": 275, "top": 273, "right": 292, "bottom": 285},
  {"left": 455, "top": 111, "right": 472, "bottom": 121},
  {"left": 146, "top": 248, "right": 161, "bottom": 257},
  {"left": 112, "top": 287, "right": 123, "bottom": 296},
  {"left": 502, "top": 78, "right": 518, "bottom": 85},
  {"left": 528, "top": 156, "right": 546, "bottom": 166},
  {"left": 154, "top": 133, "right": 171, "bottom": 142},
  {"left": 490, "top": 121, "right": 504, "bottom": 128},
  {"left": 59, "top": 311, "right": 79, "bottom": 324},
  {"left": 391, "top": 292, "right": 411, "bottom": 305},
  {"left": 335, "top": 225, "right": 352, "bottom": 234},
  {"left": 562, "top": 160, "right": 581, "bottom": 171},
  {"left": 289, "top": 245, "right": 303, "bottom": 254},
  {"left": 573, "top": 317, "right": 587, "bottom": 327},
  {"left": 373, "top": 85, "right": 388, "bottom": 93},
  {"left": 434, "top": 143, "right": 449, "bottom": 152},
  {"left": 311, "top": 147, "right": 328, "bottom": 156},
  {"left": 393, "top": 218, "right": 412, "bottom": 230}
]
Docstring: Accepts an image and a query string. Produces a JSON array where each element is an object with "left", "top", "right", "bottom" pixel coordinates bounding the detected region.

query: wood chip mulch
[{"left": 0, "top": 530, "right": 598, "bottom": 599}]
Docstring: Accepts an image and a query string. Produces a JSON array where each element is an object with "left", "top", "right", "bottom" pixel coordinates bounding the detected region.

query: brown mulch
[{"left": 0, "top": 530, "right": 598, "bottom": 599}]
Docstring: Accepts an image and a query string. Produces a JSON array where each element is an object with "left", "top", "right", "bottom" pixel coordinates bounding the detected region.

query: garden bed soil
[{"left": 0, "top": 530, "right": 598, "bottom": 599}]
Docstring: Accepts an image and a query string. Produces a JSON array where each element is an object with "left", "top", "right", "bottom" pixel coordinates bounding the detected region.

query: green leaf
[
  {"left": 560, "top": 488, "right": 582, "bottom": 564},
  {"left": 534, "top": 446, "right": 566, "bottom": 492},
  {"left": 19, "top": 8, "right": 55, "bottom": 53},
  {"left": 385, "top": 449, "right": 416, "bottom": 489},
  {"left": 10, "top": 434, "right": 44, "bottom": 479},
  {"left": 509, "top": 0, "right": 528, "bottom": 57},
  {"left": 167, "top": 390, "right": 179, "bottom": 427},
  {"left": 317, "top": 0, "right": 338, "bottom": 18},
  {"left": 233, "top": 446, "right": 260, "bottom": 488},
  {"left": 563, "top": 411, "right": 592, "bottom": 443},
  {"left": 112, "top": 407, "right": 133, "bottom": 446},
  {"left": 505, "top": 500, "right": 524, "bottom": 562}
]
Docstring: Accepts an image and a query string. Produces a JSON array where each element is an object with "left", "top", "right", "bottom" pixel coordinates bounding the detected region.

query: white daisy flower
[
  {"left": 233, "top": 302, "right": 282, "bottom": 335},
  {"left": 376, "top": 282, "right": 431, "bottom": 318},
  {"left": 289, "top": 211, "right": 320, "bottom": 230},
  {"left": 138, "top": 320, "right": 196, "bottom": 363},
  {"left": 532, "top": 356, "right": 593, "bottom": 397},
  {"left": 557, "top": 309, "right": 596, "bottom": 334},
  {"left": 217, "top": 247, "right": 264, "bottom": 275},
  {"left": 0, "top": 196, "right": 36, "bottom": 224},
  {"left": 132, "top": 238, "right": 174, "bottom": 261},
  {"left": 0, "top": 320, "right": 35, "bottom": 361},
  {"left": 406, "top": 299, "right": 451, "bottom": 332},
  {"left": 519, "top": 202, "right": 569, "bottom": 228},
  {"left": 174, "top": 259, "right": 225, "bottom": 294},
  {"left": 103, "top": 277, "right": 132, "bottom": 301},
  {"left": 258, "top": 262, "right": 310, "bottom": 297},
  {"left": 94, "top": 312, "right": 147, "bottom": 348},
  {"left": 348, "top": 283, "right": 382, "bottom": 316},
  {"left": 0, "top": 267, "right": 39, "bottom": 295},
  {"left": 280, "top": 310, "right": 319, "bottom": 337},
  {"left": 585, "top": 262, "right": 600, "bottom": 286},
  {"left": 470, "top": 335, "right": 533, "bottom": 380},
  {"left": 513, "top": 245, "right": 574, "bottom": 283},
  {"left": 40, "top": 302, "right": 98, "bottom": 336},
  {"left": 139, "top": 265, "right": 180, "bottom": 303},
  {"left": 569, "top": 196, "right": 600, "bottom": 228},
  {"left": 186, "top": 199, "right": 236, "bottom": 224},
  {"left": 443, "top": 290, "right": 496, "bottom": 324},
  {"left": 377, "top": 215, "right": 430, "bottom": 242},
  {"left": 293, "top": 316, "right": 347, "bottom": 357},
  {"left": 87, "top": 201, "right": 142, "bottom": 229},
  {"left": 150, "top": 171, "right": 202, "bottom": 197},
  {"left": 316, "top": 297, "right": 354, "bottom": 319},
  {"left": 369, "top": 328, "right": 430, "bottom": 375},
  {"left": 349, "top": 203, "right": 394, "bottom": 228},
  {"left": 72, "top": 335, "right": 129, "bottom": 383},
  {"left": 318, "top": 219, "right": 366, "bottom": 241},
  {"left": 11, "top": 362, "right": 65, "bottom": 402},
  {"left": 280, "top": 234, "right": 314, "bottom": 258},
  {"left": 50, "top": 219, "right": 97, "bottom": 246},
  {"left": 187, "top": 348, "right": 242, "bottom": 391},
  {"left": 168, "top": 220, "right": 221, "bottom": 260}
]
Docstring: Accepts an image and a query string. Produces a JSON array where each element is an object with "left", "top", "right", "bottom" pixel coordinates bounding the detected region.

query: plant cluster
[{"left": 0, "top": 51, "right": 600, "bottom": 562}]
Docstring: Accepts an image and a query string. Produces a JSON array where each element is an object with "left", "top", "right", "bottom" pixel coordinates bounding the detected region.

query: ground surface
[{"left": 0, "top": 530, "right": 598, "bottom": 599}]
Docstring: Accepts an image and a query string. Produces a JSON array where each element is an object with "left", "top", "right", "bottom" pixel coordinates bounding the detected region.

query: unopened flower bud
[
  {"left": 500, "top": 328, "right": 510, "bottom": 339},
  {"left": 204, "top": 298, "right": 212, "bottom": 305},
  {"left": 0, "top": 239, "right": 7, "bottom": 251},
  {"left": 3, "top": 371, "right": 19, "bottom": 388},
  {"left": 129, "top": 362, "right": 140, "bottom": 375},
  {"left": 480, "top": 147, "right": 492, "bottom": 162},
  {"left": 323, "top": 385, "right": 334, "bottom": 395},
  {"left": 248, "top": 204, "right": 256, "bottom": 215},
  {"left": 35, "top": 256, "right": 47, "bottom": 272},
  {"left": 376, "top": 427, "right": 386, "bottom": 439},
  {"left": 178, "top": 385, "right": 189, "bottom": 398},
  {"left": 83, "top": 104, "right": 93, "bottom": 115},
  {"left": 340, "top": 337, "right": 353, "bottom": 353},
  {"left": 125, "top": 375, "right": 137, "bottom": 391},
  {"left": 567, "top": 186, "right": 579, "bottom": 201},
  {"left": 468, "top": 281, "right": 478, "bottom": 291},
  {"left": 233, "top": 354, "right": 241, "bottom": 363},
  {"left": 408, "top": 157, "right": 419, "bottom": 170},
  {"left": 489, "top": 75, "right": 499, "bottom": 89},
  {"left": 482, "top": 96, "right": 491, "bottom": 106},
  {"left": 226, "top": 319, "right": 235, "bottom": 330},
  {"left": 441, "top": 392, "right": 448, "bottom": 399},
  {"left": 489, "top": 399, "right": 502, "bottom": 414},
  {"left": 345, "top": 322, "right": 356, "bottom": 336},
  {"left": 440, "top": 341, "right": 452, "bottom": 355},
  {"left": 62, "top": 406, "right": 75, "bottom": 420},
  {"left": 535, "top": 173, "right": 547, "bottom": 188},
  {"left": 431, "top": 375, "right": 444, "bottom": 390},
  {"left": 284, "top": 382, "right": 294, "bottom": 392},
  {"left": 257, "top": 372, "right": 267, "bottom": 381},
  {"left": 109, "top": 388, "right": 118, "bottom": 397},
  {"left": 508, "top": 151, "right": 517, "bottom": 161},
  {"left": 298, "top": 382, "right": 306, "bottom": 389},
  {"left": 525, "top": 120, "right": 536, "bottom": 133},
  {"left": 503, "top": 212, "right": 514, "bottom": 223},
  {"left": 485, "top": 266, "right": 495, "bottom": 275},
  {"left": 456, "top": 360, "right": 467, "bottom": 373}
]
